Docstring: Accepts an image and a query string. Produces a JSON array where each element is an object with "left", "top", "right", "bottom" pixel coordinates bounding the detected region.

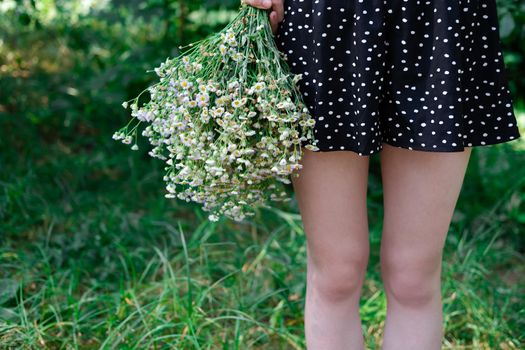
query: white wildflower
[
  {"left": 193, "top": 62, "right": 203, "bottom": 71},
  {"left": 231, "top": 97, "right": 247, "bottom": 108},
  {"left": 228, "top": 80, "right": 239, "bottom": 90},
  {"left": 179, "top": 79, "right": 192, "bottom": 90},
  {"left": 198, "top": 84, "right": 207, "bottom": 93},
  {"left": 196, "top": 93, "right": 210, "bottom": 107},
  {"left": 231, "top": 52, "right": 243, "bottom": 62},
  {"left": 253, "top": 81, "right": 266, "bottom": 93},
  {"left": 112, "top": 131, "right": 124, "bottom": 140},
  {"left": 208, "top": 214, "right": 220, "bottom": 222},
  {"left": 213, "top": 107, "right": 225, "bottom": 117},
  {"left": 115, "top": 4, "right": 319, "bottom": 222}
]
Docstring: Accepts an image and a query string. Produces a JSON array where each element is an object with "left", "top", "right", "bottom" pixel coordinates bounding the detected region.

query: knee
[
  {"left": 309, "top": 257, "right": 368, "bottom": 302},
  {"left": 381, "top": 255, "right": 442, "bottom": 307}
]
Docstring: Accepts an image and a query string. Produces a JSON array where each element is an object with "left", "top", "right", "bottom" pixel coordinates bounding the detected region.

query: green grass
[
  {"left": 1, "top": 111, "right": 524, "bottom": 349},
  {"left": 1, "top": 2, "right": 524, "bottom": 348}
]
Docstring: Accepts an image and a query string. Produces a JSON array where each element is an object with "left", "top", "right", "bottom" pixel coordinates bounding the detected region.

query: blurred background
[{"left": 0, "top": 0, "right": 524, "bottom": 349}]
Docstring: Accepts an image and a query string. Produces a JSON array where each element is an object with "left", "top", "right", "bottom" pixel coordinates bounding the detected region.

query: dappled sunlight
[
  {"left": 513, "top": 108, "right": 525, "bottom": 151},
  {"left": 0, "top": 1, "right": 524, "bottom": 349}
]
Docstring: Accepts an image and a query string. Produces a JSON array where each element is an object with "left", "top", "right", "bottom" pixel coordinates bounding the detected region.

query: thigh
[
  {"left": 379, "top": 144, "right": 472, "bottom": 268},
  {"left": 291, "top": 148, "right": 371, "bottom": 268}
]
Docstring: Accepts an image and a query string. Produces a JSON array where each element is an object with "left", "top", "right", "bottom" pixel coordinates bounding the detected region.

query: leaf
[
  {"left": 499, "top": 12, "right": 515, "bottom": 39},
  {"left": 0, "top": 279, "right": 19, "bottom": 305},
  {"left": 0, "top": 307, "right": 18, "bottom": 323}
]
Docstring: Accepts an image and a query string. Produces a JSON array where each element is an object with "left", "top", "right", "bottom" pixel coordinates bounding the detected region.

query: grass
[
  {"left": 0, "top": 110, "right": 524, "bottom": 349},
  {"left": 1, "top": 3, "right": 524, "bottom": 348}
]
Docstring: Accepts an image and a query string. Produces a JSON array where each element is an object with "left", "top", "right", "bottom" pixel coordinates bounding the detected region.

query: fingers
[
  {"left": 275, "top": 0, "right": 284, "bottom": 23},
  {"left": 270, "top": 11, "right": 278, "bottom": 34},
  {"left": 243, "top": 0, "right": 272, "bottom": 9},
  {"left": 244, "top": 0, "right": 284, "bottom": 35},
  {"left": 271, "top": 0, "right": 284, "bottom": 34}
]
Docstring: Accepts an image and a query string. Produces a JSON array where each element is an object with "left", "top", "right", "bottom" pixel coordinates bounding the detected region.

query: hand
[{"left": 242, "top": 0, "right": 284, "bottom": 35}]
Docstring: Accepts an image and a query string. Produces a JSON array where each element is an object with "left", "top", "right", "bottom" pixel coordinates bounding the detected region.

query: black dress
[{"left": 275, "top": 0, "right": 522, "bottom": 155}]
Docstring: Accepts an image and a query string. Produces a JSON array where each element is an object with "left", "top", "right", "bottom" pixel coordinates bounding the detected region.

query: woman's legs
[
  {"left": 291, "top": 148, "right": 371, "bottom": 350},
  {"left": 379, "top": 143, "right": 472, "bottom": 349}
]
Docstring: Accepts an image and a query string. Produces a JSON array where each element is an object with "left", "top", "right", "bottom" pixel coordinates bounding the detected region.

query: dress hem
[{"left": 302, "top": 131, "right": 523, "bottom": 157}]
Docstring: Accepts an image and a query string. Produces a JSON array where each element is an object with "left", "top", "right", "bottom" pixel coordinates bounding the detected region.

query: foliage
[
  {"left": 0, "top": 0, "right": 524, "bottom": 349},
  {"left": 114, "top": 4, "right": 317, "bottom": 222}
]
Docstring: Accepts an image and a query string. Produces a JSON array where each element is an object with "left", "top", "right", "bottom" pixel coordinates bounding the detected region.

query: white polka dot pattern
[{"left": 275, "top": 0, "right": 522, "bottom": 155}]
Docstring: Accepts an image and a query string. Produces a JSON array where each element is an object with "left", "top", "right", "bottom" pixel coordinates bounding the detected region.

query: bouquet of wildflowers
[{"left": 113, "top": 3, "right": 319, "bottom": 222}]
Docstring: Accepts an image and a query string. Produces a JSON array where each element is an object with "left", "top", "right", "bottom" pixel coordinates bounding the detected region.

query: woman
[{"left": 244, "top": 0, "right": 521, "bottom": 349}]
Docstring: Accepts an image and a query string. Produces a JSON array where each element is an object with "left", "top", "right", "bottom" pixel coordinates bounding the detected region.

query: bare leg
[
  {"left": 379, "top": 143, "right": 472, "bottom": 350},
  {"left": 291, "top": 148, "right": 370, "bottom": 350}
]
